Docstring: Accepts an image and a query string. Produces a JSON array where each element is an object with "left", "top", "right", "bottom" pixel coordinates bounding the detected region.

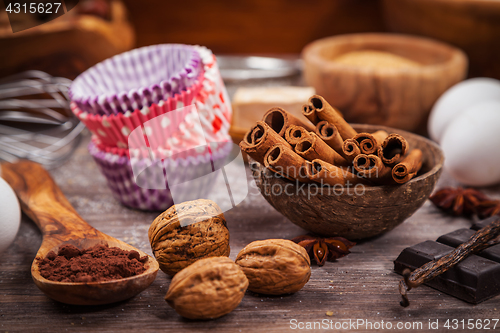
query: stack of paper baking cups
[{"left": 70, "top": 44, "right": 233, "bottom": 210}]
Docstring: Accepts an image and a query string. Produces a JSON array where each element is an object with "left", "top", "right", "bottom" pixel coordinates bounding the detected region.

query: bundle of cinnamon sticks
[{"left": 239, "top": 95, "right": 423, "bottom": 186}]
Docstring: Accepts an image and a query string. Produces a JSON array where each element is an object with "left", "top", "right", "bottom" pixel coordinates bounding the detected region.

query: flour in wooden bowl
[{"left": 333, "top": 50, "right": 421, "bottom": 69}]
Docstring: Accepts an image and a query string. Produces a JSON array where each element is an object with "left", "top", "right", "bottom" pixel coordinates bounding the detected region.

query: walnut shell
[
  {"left": 165, "top": 256, "right": 248, "bottom": 320},
  {"left": 235, "top": 239, "right": 311, "bottom": 295},
  {"left": 148, "top": 199, "right": 230, "bottom": 276}
]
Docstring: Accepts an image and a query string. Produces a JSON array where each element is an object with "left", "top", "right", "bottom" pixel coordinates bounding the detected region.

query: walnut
[
  {"left": 148, "top": 199, "right": 230, "bottom": 276},
  {"left": 235, "top": 239, "right": 311, "bottom": 295},
  {"left": 165, "top": 256, "right": 248, "bottom": 320}
]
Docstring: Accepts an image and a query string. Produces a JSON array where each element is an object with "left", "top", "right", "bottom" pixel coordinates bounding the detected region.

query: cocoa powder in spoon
[{"left": 38, "top": 244, "right": 148, "bottom": 283}]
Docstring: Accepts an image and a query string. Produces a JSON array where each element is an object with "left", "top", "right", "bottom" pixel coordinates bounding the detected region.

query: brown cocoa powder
[{"left": 38, "top": 244, "right": 148, "bottom": 283}]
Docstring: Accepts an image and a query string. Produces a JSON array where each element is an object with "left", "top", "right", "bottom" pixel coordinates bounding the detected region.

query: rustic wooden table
[{"left": 1, "top": 133, "right": 499, "bottom": 333}]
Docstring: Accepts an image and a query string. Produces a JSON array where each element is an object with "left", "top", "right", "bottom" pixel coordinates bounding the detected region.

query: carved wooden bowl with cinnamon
[{"left": 241, "top": 95, "right": 443, "bottom": 240}]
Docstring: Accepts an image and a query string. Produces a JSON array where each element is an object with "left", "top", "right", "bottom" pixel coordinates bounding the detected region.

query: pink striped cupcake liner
[
  {"left": 71, "top": 72, "right": 204, "bottom": 148},
  {"left": 70, "top": 44, "right": 203, "bottom": 116},
  {"left": 73, "top": 46, "right": 233, "bottom": 150},
  {"left": 90, "top": 123, "right": 232, "bottom": 159},
  {"left": 73, "top": 44, "right": 234, "bottom": 211},
  {"left": 192, "top": 46, "right": 232, "bottom": 143}
]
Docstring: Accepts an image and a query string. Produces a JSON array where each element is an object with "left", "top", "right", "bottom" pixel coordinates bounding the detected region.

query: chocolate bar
[
  {"left": 437, "top": 229, "right": 500, "bottom": 263},
  {"left": 394, "top": 217, "right": 500, "bottom": 304},
  {"left": 471, "top": 216, "right": 499, "bottom": 231}
]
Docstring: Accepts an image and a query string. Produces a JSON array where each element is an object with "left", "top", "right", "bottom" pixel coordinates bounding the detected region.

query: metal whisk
[{"left": 0, "top": 71, "right": 84, "bottom": 169}]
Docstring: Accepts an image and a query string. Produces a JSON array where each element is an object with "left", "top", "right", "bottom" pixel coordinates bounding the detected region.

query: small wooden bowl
[
  {"left": 302, "top": 33, "right": 467, "bottom": 132},
  {"left": 250, "top": 124, "right": 443, "bottom": 240}
]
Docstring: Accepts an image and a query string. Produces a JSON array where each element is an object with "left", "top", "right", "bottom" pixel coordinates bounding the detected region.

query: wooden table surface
[{"left": 1, "top": 133, "right": 499, "bottom": 333}]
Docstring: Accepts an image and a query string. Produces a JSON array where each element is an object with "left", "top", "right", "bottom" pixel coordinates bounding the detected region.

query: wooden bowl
[
  {"left": 302, "top": 33, "right": 467, "bottom": 132},
  {"left": 250, "top": 124, "right": 443, "bottom": 240},
  {"left": 382, "top": 0, "right": 500, "bottom": 80}
]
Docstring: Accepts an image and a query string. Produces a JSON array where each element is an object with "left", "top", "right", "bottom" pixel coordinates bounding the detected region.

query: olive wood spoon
[{"left": 1, "top": 160, "right": 159, "bottom": 305}]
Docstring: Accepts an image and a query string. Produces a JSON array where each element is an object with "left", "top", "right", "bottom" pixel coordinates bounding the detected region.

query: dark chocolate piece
[
  {"left": 471, "top": 216, "right": 499, "bottom": 231},
  {"left": 394, "top": 241, "right": 460, "bottom": 284},
  {"left": 394, "top": 241, "right": 500, "bottom": 304},
  {"left": 437, "top": 228, "right": 476, "bottom": 247},
  {"left": 394, "top": 218, "right": 500, "bottom": 304},
  {"left": 437, "top": 228, "right": 500, "bottom": 263}
]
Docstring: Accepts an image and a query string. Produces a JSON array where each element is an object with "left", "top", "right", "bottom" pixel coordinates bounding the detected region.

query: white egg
[
  {"left": 441, "top": 101, "right": 500, "bottom": 186},
  {"left": 0, "top": 177, "right": 21, "bottom": 254},
  {"left": 428, "top": 78, "right": 500, "bottom": 143}
]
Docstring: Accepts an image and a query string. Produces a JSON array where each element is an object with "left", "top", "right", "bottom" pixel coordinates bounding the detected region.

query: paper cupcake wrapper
[
  {"left": 72, "top": 72, "right": 205, "bottom": 149},
  {"left": 73, "top": 45, "right": 232, "bottom": 151},
  {"left": 70, "top": 44, "right": 203, "bottom": 116},
  {"left": 88, "top": 138, "right": 233, "bottom": 211},
  {"left": 90, "top": 128, "right": 232, "bottom": 159},
  {"left": 191, "top": 46, "right": 232, "bottom": 143},
  {"left": 74, "top": 47, "right": 232, "bottom": 149}
]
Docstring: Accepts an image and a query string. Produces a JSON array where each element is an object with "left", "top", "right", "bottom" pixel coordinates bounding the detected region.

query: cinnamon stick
[
  {"left": 285, "top": 125, "right": 311, "bottom": 147},
  {"left": 239, "top": 121, "right": 290, "bottom": 165},
  {"left": 295, "top": 132, "right": 348, "bottom": 166},
  {"left": 315, "top": 120, "right": 345, "bottom": 156},
  {"left": 353, "top": 130, "right": 389, "bottom": 155},
  {"left": 306, "top": 159, "right": 369, "bottom": 186},
  {"left": 392, "top": 149, "right": 423, "bottom": 184},
  {"left": 342, "top": 139, "right": 361, "bottom": 163},
  {"left": 309, "top": 95, "right": 357, "bottom": 140},
  {"left": 399, "top": 216, "right": 500, "bottom": 307},
  {"left": 301, "top": 103, "right": 319, "bottom": 125},
  {"left": 377, "top": 133, "right": 409, "bottom": 166},
  {"left": 372, "top": 130, "right": 389, "bottom": 146},
  {"left": 353, "top": 154, "right": 393, "bottom": 182},
  {"left": 262, "top": 107, "right": 315, "bottom": 137},
  {"left": 264, "top": 143, "right": 310, "bottom": 182}
]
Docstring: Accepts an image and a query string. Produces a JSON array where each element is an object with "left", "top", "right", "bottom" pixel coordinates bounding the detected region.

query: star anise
[
  {"left": 429, "top": 187, "right": 489, "bottom": 216},
  {"left": 475, "top": 200, "right": 500, "bottom": 219},
  {"left": 291, "top": 235, "right": 355, "bottom": 266}
]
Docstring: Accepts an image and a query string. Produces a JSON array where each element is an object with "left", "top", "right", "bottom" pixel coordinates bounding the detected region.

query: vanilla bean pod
[{"left": 399, "top": 216, "right": 500, "bottom": 307}]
